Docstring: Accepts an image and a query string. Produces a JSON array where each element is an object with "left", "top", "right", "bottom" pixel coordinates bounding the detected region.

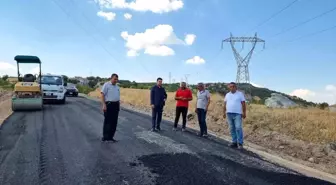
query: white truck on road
[{"left": 39, "top": 74, "right": 67, "bottom": 104}]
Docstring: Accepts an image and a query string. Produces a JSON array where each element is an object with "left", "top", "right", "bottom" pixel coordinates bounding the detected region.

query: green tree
[
  {"left": 318, "top": 102, "right": 329, "bottom": 110},
  {"left": 62, "top": 75, "right": 69, "bottom": 82},
  {"left": 2, "top": 75, "right": 9, "bottom": 81},
  {"left": 88, "top": 80, "right": 97, "bottom": 88},
  {"left": 68, "top": 78, "right": 79, "bottom": 84}
]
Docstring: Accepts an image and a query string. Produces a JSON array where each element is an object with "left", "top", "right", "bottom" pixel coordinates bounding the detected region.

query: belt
[{"left": 106, "top": 101, "right": 120, "bottom": 104}]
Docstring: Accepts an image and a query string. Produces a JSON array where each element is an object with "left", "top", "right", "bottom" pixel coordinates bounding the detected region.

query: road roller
[{"left": 11, "top": 55, "right": 43, "bottom": 111}]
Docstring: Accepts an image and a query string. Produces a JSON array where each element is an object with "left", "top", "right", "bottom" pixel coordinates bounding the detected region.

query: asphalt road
[{"left": 0, "top": 97, "right": 334, "bottom": 185}]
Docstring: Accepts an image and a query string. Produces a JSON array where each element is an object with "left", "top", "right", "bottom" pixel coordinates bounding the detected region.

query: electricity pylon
[{"left": 222, "top": 33, "right": 265, "bottom": 101}]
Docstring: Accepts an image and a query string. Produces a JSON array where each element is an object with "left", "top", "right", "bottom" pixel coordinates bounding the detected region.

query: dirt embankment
[
  {"left": 0, "top": 90, "right": 12, "bottom": 125},
  {"left": 88, "top": 88, "right": 336, "bottom": 176}
]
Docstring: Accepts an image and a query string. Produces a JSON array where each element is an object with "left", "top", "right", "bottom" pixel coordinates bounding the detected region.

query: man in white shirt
[
  {"left": 195, "top": 83, "right": 210, "bottom": 137},
  {"left": 100, "top": 73, "right": 120, "bottom": 143},
  {"left": 223, "top": 82, "right": 246, "bottom": 149}
]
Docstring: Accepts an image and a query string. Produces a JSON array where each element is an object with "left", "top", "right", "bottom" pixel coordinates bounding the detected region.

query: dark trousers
[
  {"left": 152, "top": 105, "right": 163, "bottom": 129},
  {"left": 197, "top": 108, "right": 207, "bottom": 135},
  {"left": 174, "top": 106, "right": 188, "bottom": 128},
  {"left": 103, "top": 101, "right": 120, "bottom": 140}
]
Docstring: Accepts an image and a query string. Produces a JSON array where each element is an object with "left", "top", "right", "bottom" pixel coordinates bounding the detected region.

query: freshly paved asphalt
[{"left": 0, "top": 97, "right": 334, "bottom": 185}]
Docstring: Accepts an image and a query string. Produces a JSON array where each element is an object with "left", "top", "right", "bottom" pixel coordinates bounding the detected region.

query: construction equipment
[{"left": 11, "top": 55, "right": 43, "bottom": 111}]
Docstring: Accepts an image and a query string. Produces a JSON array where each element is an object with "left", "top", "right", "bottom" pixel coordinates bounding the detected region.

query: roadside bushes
[
  {"left": 76, "top": 85, "right": 94, "bottom": 94},
  {"left": 0, "top": 79, "right": 14, "bottom": 90}
]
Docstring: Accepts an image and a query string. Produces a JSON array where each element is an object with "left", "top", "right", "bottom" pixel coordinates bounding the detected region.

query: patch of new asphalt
[{"left": 0, "top": 97, "right": 334, "bottom": 185}]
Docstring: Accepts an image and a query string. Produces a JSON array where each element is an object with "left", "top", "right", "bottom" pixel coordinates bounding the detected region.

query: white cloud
[
  {"left": 290, "top": 89, "right": 316, "bottom": 98},
  {"left": 124, "top": 13, "right": 132, "bottom": 20},
  {"left": 251, "top": 82, "right": 263, "bottom": 88},
  {"left": 95, "top": 0, "right": 183, "bottom": 14},
  {"left": 184, "top": 34, "right": 196, "bottom": 45},
  {"left": 0, "top": 62, "right": 40, "bottom": 76},
  {"left": 97, "top": 11, "right": 116, "bottom": 21},
  {"left": 144, "top": 45, "right": 174, "bottom": 56},
  {"left": 29, "top": 67, "right": 40, "bottom": 75},
  {"left": 120, "top": 24, "right": 185, "bottom": 57},
  {"left": 0, "top": 62, "right": 16, "bottom": 76},
  {"left": 290, "top": 86, "right": 336, "bottom": 105},
  {"left": 326, "top": 84, "right": 336, "bottom": 93},
  {"left": 127, "top": 50, "right": 139, "bottom": 57},
  {"left": 185, "top": 56, "right": 205, "bottom": 65}
]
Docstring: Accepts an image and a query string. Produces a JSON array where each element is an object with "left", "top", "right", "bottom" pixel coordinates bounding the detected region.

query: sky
[{"left": 0, "top": 0, "right": 335, "bottom": 104}]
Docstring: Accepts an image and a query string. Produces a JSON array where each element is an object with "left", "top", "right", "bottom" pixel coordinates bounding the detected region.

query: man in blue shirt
[{"left": 150, "top": 77, "right": 167, "bottom": 131}]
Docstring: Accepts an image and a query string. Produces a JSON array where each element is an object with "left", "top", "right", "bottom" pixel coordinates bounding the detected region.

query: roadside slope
[{"left": 0, "top": 91, "right": 12, "bottom": 126}]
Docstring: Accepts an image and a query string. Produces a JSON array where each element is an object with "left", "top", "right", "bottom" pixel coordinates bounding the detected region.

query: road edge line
[{"left": 79, "top": 94, "right": 336, "bottom": 184}]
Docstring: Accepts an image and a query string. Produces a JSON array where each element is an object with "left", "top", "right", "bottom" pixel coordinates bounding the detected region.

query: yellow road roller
[{"left": 11, "top": 55, "right": 43, "bottom": 111}]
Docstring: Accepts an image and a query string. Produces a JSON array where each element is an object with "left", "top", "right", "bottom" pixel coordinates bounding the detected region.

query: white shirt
[
  {"left": 224, "top": 91, "right": 245, "bottom": 114},
  {"left": 196, "top": 90, "right": 210, "bottom": 109},
  {"left": 101, "top": 82, "right": 120, "bottom": 102}
]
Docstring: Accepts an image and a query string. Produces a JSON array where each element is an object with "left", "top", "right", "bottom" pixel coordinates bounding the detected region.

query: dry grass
[
  {"left": 0, "top": 91, "right": 12, "bottom": 125},
  {"left": 89, "top": 88, "right": 336, "bottom": 144}
]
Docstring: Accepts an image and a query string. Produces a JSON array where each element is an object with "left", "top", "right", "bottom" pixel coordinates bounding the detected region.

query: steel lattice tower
[{"left": 222, "top": 33, "right": 265, "bottom": 100}]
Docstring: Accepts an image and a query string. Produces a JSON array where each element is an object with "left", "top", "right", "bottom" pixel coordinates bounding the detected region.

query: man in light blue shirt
[
  {"left": 100, "top": 73, "right": 120, "bottom": 143},
  {"left": 223, "top": 82, "right": 246, "bottom": 149}
]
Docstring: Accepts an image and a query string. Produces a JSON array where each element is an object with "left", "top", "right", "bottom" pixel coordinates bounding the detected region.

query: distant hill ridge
[{"left": 64, "top": 76, "right": 318, "bottom": 107}]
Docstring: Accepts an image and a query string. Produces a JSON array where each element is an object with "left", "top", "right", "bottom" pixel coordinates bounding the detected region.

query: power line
[
  {"left": 288, "top": 24, "right": 336, "bottom": 43},
  {"left": 70, "top": 0, "right": 153, "bottom": 75},
  {"left": 50, "top": 0, "right": 122, "bottom": 65},
  {"left": 254, "top": 24, "right": 336, "bottom": 56},
  {"left": 244, "top": 0, "right": 300, "bottom": 35},
  {"left": 270, "top": 5, "right": 336, "bottom": 39},
  {"left": 223, "top": 0, "right": 301, "bottom": 66}
]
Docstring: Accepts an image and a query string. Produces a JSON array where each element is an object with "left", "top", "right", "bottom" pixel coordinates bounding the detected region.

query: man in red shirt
[{"left": 173, "top": 82, "right": 193, "bottom": 131}]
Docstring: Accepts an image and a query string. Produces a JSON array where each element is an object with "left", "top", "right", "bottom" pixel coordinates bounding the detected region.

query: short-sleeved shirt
[
  {"left": 101, "top": 81, "right": 120, "bottom": 102},
  {"left": 196, "top": 90, "right": 210, "bottom": 109},
  {"left": 175, "top": 88, "right": 193, "bottom": 107},
  {"left": 224, "top": 91, "right": 245, "bottom": 114}
]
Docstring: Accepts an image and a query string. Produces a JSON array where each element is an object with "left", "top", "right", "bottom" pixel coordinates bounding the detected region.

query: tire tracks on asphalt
[{"left": 38, "top": 104, "right": 68, "bottom": 185}]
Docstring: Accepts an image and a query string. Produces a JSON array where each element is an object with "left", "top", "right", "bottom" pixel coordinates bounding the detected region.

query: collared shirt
[
  {"left": 101, "top": 81, "right": 120, "bottom": 102},
  {"left": 175, "top": 88, "right": 192, "bottom": 107},
  {"left": 224, "top": 91, "right": 245, "bottom": 114},
  {"left": 196, "top": 89, "right": 210, "bottom": 109}
]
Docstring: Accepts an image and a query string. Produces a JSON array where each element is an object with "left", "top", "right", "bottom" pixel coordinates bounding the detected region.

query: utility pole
[
  {"left": 184, "top": 74, "right": 190, "bottom": 86},
  {"left": 222, "top": 33, "right": 265, "bottom": 101},
  {"left": 169, "top": 72, "right": 171, "bottom": 84}
]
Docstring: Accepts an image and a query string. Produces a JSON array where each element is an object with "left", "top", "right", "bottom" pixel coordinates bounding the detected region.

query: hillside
[
  {"left": 0, "top": 74, "right": 320, "bottom": 107},
  {"left": 71, "top": 76, "right": 318, "bottom": 107},
  {"left": 112, "top": 80, "right": 317, "bottom": 107}
]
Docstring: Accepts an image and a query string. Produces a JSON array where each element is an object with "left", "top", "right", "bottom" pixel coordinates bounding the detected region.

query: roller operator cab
[
  {"left": 12, "top": 55, "right": 43, "bottom": 111},
  {"left": 39, "top": 74, "right": 67, "bottom": 104}
]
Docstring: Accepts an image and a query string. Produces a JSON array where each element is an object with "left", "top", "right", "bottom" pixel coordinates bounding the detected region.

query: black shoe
[
  {"left": 229, "top": 142, "right": 238, "bottom": 148},
  {"left": 101, "top": 137, "right": 111, "bottom": 142},
  {"left": 101, "top": 137, "right": 107, "bottom": 141},
  {"left": 237, "top": 143, "right": 243, "bottom": 149},
  {"left": 156, "top": 127, "right": 161, "bottom": 131},
  {"left": 111, "top": 138, "right": 118, "bottom": 142},
  {"left": 151, "top": 128, "right": 156, "bottom": 132}
]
